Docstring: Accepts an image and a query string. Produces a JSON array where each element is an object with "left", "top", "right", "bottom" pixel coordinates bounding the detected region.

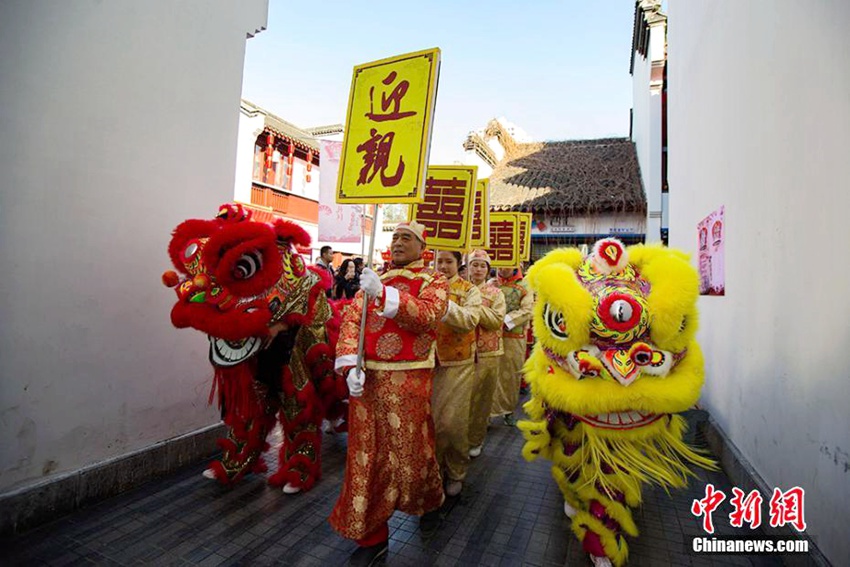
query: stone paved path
[{"left": 4, "top": 403, "right": 808, "bottom": 566}]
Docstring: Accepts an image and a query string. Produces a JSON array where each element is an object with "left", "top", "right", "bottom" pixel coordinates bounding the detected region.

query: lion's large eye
[
  {"left": 610, "top": 299, "right": 633, "bottom": 323},
  {"left": 233, "top": 251, "right": 262, "bottom": 280},
  {"left": 184, "top": 241, "right": 200, "bottom": 259},
  {"left": 544, "top": 303, "right": 568, "bottom": 340}
]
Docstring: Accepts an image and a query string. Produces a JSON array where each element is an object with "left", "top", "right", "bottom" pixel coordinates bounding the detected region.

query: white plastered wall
[
  {"left": 667, "top": 1, "right": 850, "bottom": 563},
  {"left": 0, "top": 0, "right": 269, "bottom": 492}
]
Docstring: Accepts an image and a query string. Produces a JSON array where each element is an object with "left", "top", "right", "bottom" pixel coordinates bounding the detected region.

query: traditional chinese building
[
  {"left": 232, "top": 99, "right": 373, "bottom": 260},
  {"left": 630, "top": 0, "right": 668, "bottom": 244},
  {"left": 463, "top": 118, "right": 646, "bottom": 261}
]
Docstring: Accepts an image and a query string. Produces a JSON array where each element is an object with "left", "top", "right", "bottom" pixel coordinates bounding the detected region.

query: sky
[{"left": 241, "top": 0, "right": 637, "bottom": 165}]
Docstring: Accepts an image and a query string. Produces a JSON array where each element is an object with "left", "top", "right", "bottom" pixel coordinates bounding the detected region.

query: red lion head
[{"left": 163, "top": 203, "right": 318, "bottom": 367}]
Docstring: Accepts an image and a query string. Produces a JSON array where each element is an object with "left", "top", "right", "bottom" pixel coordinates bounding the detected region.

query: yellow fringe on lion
[{"left": 518, "top": 238, "right": 716, "bottom": 567}]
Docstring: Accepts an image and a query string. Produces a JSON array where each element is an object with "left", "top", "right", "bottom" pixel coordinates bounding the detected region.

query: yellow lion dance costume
[{"left": 519, "top": 238, "right": 715, "bottom": 567}]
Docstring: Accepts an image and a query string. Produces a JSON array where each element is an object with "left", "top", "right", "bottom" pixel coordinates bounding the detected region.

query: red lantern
[
  {"left": 380, "top": 248, "right": 392, "bottom": 262},
  {"left": 286, "top": 141, "right": 294, "bottom": 177},
  {"left": 306, "top": 150, "right": 313, "bottom": 183},
  {"left": 264, "top": 133, "right": 275, "bottom": 183}
]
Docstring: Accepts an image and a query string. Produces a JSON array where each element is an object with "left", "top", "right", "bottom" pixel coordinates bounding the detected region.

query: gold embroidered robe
[
  {"left": 329, "top": 260, "right": 448, "bottom": 540},
  {"left": 490, "top": 275, "right": 534, "bottom": 417},
  {"left": 468, "top": 282, "right": 506, "bottom": 448},
  {"left": 432, "top": 276, "right": 482, "bottom": 482}
]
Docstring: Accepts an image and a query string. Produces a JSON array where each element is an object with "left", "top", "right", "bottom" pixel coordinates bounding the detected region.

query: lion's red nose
[{"left": 193, "top": 273, "right": 211, "bottom": 289}]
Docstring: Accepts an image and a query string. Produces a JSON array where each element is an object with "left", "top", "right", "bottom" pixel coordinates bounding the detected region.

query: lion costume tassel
[
  {"left": 163, "top": 203, "right": 344, "bottom": 494},
  {"left": 518, "top": 239, "right": 716, "bottom": 567}
]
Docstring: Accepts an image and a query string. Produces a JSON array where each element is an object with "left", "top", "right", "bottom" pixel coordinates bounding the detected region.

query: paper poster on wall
[
  {"left": 698, "top": 205, "right": 725, "bottom": 296},
  {"left": 318, "top": 139, "right": 363, "bottom": 243}
]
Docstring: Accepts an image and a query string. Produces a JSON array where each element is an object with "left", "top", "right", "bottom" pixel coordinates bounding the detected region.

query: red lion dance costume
[{"left": 162, "top": 203, "right": 343, "bottom": 494}]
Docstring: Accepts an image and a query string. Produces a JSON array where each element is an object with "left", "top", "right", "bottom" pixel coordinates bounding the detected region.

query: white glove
[
  {"left": 347, "top": 367, "right": 365, "bottom": 397},
  {"left": 504, "top": 314, "right": 516, "bottom": 330},
  {"left": 360, "top": 268, "right": 383, "bottom": 298}
]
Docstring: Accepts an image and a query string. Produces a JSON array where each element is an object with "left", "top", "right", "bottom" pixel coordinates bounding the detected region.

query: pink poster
[
  {"left": 318, "top": 139, "right": 363, "bottom": 243},
  {"left": 698, "top": 205, "right": 725, "bottom": 296}
]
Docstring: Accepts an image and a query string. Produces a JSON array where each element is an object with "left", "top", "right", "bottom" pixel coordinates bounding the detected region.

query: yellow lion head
[
  {"left": 525, "top": 238, "right": 703, "bottom": 436},
  {"left": 521, "top": 238, "right": 713, "bottom": 567}
]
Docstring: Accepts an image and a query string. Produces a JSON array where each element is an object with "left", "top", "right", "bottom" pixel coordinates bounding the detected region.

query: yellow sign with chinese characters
[
  {"left": 484, "top": 212, "right": 520, "bottom": 268},
  {"left": 469, "top": 178, "right": 490, "bottom": 249},
  {"left": 408, "top": 165, "right": 477, "bottom": 252},
  {"left": 516, "top": 212, "right": 532, "bottom": 261},
  {"left": 337, "top": 48, "right": 441, "bottom": 204}
]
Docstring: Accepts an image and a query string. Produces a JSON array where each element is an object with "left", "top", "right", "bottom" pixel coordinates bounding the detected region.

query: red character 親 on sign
[
  {"left": 691, "top": 483, "right": 726, "bottom": 534},
  {"left": 769, "top": 486, "right": 807, "bottom": 531},
  {"left": 356, "top": 129, "right": 405, "bottom": 186},
  {"left": 729, "top": 487, "right": 764, "bottom": 529}
]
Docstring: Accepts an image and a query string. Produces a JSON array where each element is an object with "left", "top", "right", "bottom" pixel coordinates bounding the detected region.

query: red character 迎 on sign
[
  {"left": 729, "top": 487, "right": 763, "bottom": 529},
  {"left": 691, "top": 483, "right": 726, "bottom": 534},
  {"left": 768, "top": 486, "right": 807, "bottom": 531},
  {"left": 366, "top": 71, "right": 417, "bottom": 122}
]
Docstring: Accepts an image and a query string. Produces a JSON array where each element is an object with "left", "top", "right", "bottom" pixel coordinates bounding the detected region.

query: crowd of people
[
  {"left": 315, "top": 245, "right": 367, "bottom": 301},
  {"left": 318, "top": 222, "right": 534, "bottom": 566}
]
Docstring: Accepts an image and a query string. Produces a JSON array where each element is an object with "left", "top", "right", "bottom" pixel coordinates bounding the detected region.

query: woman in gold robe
[
  {"left": 432, "top": 250, "right": 482, "bottom": 497},
  {"left": 466, "top": 249, "right": 506, "bottom": 457},
  {"left": 490, "top": 267, "right": 534, "bottom": 425}
]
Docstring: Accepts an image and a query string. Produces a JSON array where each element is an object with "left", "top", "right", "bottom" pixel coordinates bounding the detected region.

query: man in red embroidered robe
[{"left": 329, "top": 221, "right": 449, "bottom": 566}]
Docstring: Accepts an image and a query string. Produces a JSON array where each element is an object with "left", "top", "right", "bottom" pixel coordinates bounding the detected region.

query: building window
[{"left": 252, "top": 141, "right": 290, "bottom": 189}]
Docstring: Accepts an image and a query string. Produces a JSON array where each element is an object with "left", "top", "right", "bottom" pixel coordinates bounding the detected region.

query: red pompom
[
  {"left": 162, "top": 270, "right": 180, "bottom": 288},
  {"left": 598, "top": 240, "right": 623, "bottom": 266}
]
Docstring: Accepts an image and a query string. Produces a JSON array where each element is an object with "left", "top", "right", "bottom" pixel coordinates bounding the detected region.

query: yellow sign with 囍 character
[
  {"left": 484, "top": 212, "right": 520, "bottom": 268},
  {"left": 408, "top": 165, "right": 477, "bottom": 252},
  {"left": 337, "top": 48, "right": 441, "bottom": 204},
  {"left": 469, "top": 178, "right": 490, "bottom": 249},
  {"left": 516, "top": 212, "right": 532, "bottom": 261}
]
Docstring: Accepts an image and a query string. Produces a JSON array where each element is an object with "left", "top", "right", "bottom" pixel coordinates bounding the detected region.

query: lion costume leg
[
  {"left": 548, "top": 420, "right": 638, "bottom": 566},
  {"left": 563, "top": 475, "right": 637, "bottom": 567},
  {"left": 267, "top": 329, "right": 334, "bottom": 492},
  {"left": 206, "top": 364, "right": 277, "bottom": 485},
  {"left": 268, "top": 370, "right": 322, "bottom": 492}
]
